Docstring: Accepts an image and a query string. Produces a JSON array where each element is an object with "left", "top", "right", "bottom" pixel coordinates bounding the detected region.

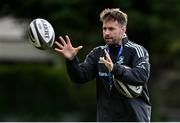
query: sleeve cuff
[
  {"left": 66, "top": 56, "right": 79, "bottom": 65},
  {"left": 111, "top": 63, "right": 124, "bottom": 76}
]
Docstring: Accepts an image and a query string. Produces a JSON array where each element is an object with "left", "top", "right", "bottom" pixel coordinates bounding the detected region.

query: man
[{"left": 54, "top": 8, "right": 151, "bottom": 122}]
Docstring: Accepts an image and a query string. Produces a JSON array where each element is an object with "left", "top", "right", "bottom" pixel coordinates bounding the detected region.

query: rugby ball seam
[{"left": 29, "top": 18, "right": 55, "bottom": 50}]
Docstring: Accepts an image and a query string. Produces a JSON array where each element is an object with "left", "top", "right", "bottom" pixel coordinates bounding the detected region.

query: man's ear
[{"left": 122, "top": 26, "right": 126, "bottom": 33}]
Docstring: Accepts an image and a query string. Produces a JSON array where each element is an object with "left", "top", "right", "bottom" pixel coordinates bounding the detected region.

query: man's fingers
[
  {"left": 55, "top": 41, "right": 63, "bottom": 49},
  {"left": 59, "top": 36, "right": 67, "bottom": 46},
  {"left": 65, "top": 35, "right": 72, "bottom": 46},
  {"left": 54, "top": 48, "right": 63, "bottom": 53},
  {"left": 100, "top": 57, "right": 110, "bottom": 65},
  {"left": 100, "top": 57, "right": 105, "bottom": 63},
  {"left": 76, "top": 46, "right": 83, "bottom": 51},
  {"left": 104, "top": 49, "right": 112, "bottom": 62},
  {"left": 99, "top": 57, "right": 104, "bottom": 63}
]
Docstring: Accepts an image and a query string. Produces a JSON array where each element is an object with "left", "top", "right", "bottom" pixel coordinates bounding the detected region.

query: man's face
[{"left": 102, "top": 20, "right": 126, "bottom": 45}]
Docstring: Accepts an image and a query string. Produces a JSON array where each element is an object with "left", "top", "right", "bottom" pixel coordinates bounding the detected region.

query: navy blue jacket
[{"left": 66, "top": 37, "right": 151, "bottom": 122}]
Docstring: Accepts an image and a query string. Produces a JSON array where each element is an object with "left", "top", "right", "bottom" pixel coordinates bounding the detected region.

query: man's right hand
[{"left": 54, "top": 35, "right": 83, "bottom": 60}]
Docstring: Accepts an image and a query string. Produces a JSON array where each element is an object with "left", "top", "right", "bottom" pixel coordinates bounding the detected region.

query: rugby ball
[
  {"left": 29, "top": 18, "right": 55, "bottom": 50},
  {"left": 113, "top": 65, "right": 143, "bottom": 98}
]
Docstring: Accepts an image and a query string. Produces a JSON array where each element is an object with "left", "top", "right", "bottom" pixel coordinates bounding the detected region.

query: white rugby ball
[
  {"left": 29, "top": 18, "right": 55, "bottom": 50},
  {"left": 113, "top": 65, "right": 143, "bottom": 98}
]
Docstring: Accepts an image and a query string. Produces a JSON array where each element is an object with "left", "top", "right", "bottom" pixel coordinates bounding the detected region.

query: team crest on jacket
[{"left": 117, "top": 56, "right": 124, "bottom": 64}]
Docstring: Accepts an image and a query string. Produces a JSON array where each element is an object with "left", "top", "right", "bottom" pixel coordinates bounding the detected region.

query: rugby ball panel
[
  {"left": 127, "top": 84, "right": 143, "bottom": 95},
  {"left": 29, "top": 18, "right": 55, "bottom": 50},
  {"left": 113, "top": 77, "right": 143, "bottom": 98},
  {"left": 112, "top": 65, "right": 143, "bottom": 98},
  {"left": 29, "top": 20, "right": 41, "bottom": 48},
  {"left": 113, "top": 78, "right": 134, "bottom": 98},
  {"left": 35, "top": 19, "right": 54, "bottom": 44}
]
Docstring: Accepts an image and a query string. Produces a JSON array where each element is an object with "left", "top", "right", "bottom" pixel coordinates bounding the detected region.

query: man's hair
[{"left": 100, "top": 8, "right": 128, "bottom": 26}]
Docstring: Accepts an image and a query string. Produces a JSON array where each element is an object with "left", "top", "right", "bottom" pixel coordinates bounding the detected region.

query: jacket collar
[{"left": 122, "top": 36, "right": 128, "bottom": 44}]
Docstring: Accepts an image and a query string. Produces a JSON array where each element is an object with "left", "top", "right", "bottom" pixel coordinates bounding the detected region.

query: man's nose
[{"left": 104, "top": 29, "right": 110, "bottom": 35}]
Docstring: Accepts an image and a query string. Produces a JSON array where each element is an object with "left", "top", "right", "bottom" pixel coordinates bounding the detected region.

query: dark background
[{"left": 0, "top": 0, "right": 179, "bottom": 121}]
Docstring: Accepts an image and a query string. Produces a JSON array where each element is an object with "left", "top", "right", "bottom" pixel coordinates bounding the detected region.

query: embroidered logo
[{"left": 117, "top": 56, "right": 124, "bottom": 64}]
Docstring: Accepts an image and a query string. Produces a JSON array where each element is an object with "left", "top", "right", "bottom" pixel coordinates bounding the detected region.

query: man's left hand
[{"left": 100, "top": 49, "right": 114, "bottom": 72}]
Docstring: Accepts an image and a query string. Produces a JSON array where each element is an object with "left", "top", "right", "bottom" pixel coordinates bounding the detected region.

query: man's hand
[
  {"left": 100, "top": 49, "right": 114, "bottom": 72},
  {"left": 54, "top": 35, "right": 83, "bottom": 60}
]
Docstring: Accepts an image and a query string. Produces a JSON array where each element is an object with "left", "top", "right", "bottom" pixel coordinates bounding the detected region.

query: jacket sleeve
[
  {"left": 66, "top": 49, "right": 98, "bottom": 83},
  {"left": 111, "top": 47, "right": 150, "bottom": 86}
]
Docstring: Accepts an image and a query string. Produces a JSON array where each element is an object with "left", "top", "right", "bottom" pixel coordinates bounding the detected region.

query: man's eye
[{"left": 109, "top": 28, "right": 114, "bottom": 31}]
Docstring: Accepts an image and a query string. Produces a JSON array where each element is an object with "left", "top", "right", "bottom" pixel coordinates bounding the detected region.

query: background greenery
[{"left": 0, "top": 0, "right": 180, "bottom": 121}]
